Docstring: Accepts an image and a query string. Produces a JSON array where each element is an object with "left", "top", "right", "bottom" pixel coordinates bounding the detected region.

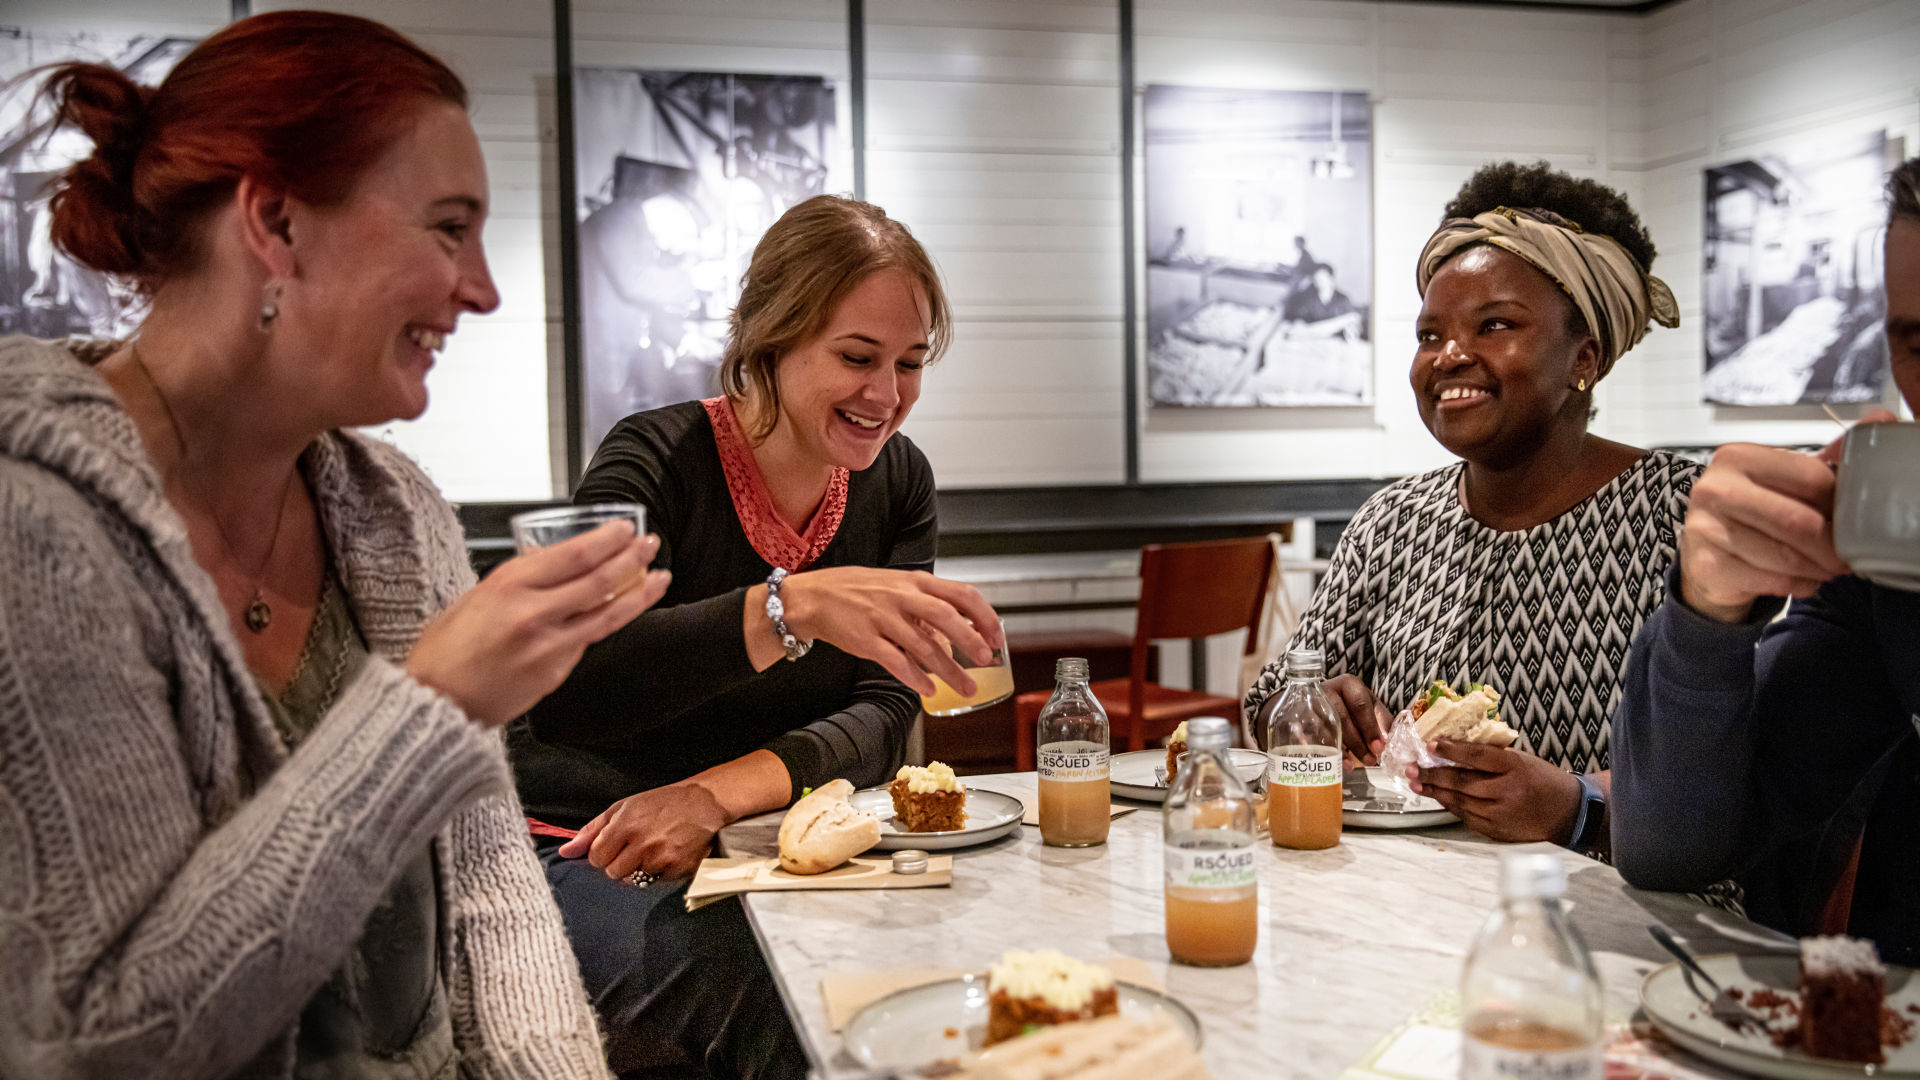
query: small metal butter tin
[{"left": 891, "top": 849, "right": 929, "bottom": 875}]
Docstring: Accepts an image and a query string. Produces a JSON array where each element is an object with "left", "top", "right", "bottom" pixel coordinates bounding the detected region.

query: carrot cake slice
[
  {"left": 1164, "top": 722, "right": 1189, "bottom": 787},
  {"left": 985, "top": 949, "right": 1119, "bottom": 1046},
  {"left": 1800, "top": 935, "right": 1885, "bottom": 1063},
  {"left": 889, "top": 762, "right": 967, "bottom": 832}
]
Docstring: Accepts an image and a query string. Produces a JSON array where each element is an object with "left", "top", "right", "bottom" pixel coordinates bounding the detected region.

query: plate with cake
[
  {"left": 1110, "top": 725, "right": 1271, "bottom": 803},
  {"left": 1640, "top": 936, "right": 1918, "bottom": 1079},
  {"left": 849, "top": 763, "right": 1024, "bottom": 851},
  {"left": 843, "top": 949, "right": 1205, "bottom": 1073}
]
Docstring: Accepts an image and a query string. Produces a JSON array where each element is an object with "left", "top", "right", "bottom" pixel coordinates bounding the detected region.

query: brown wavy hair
[{"left": 721, "top": 195, "right": 952, "bottom": 440}]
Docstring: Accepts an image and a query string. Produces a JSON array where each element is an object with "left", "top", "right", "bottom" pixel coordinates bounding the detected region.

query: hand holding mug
[{"left": 1676, "top": 443, "right": 1854, "bottom": 622}]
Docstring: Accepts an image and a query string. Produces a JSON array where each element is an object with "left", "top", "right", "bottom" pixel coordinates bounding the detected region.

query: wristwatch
[
  {"left": 764, "top": 568, "right": 812, "bottom": 662},
  {"left": 1565, "top": 772, "right": 1607, "bottom": 852}
]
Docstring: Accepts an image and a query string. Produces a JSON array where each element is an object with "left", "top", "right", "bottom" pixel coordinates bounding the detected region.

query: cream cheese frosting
[
  {"left": 896, "top": 761, "right": 962, "bottom": 794},
  {"left": 988, "top": 949, "right": 1115, "bottom": 1011}
]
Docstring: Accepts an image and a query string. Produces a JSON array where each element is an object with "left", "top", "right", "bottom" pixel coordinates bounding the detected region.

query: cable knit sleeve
[
  {"left": 372, "top": 442, "right": 613, "bottom": 1079},
  {"left": 442, "top": 794, "right": 612, "bottom": 1079},
  {"left": 0, "top": 458, "right": 513, "bottom": 1080}
]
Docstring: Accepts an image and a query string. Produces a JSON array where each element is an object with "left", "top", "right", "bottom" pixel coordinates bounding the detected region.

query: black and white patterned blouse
[{"left": 1245, "top": 451, "right": 1702, "bottom": 776}]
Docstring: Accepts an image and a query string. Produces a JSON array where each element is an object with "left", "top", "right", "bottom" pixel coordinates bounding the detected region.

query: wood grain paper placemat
[{"left": 685, "top": 855, "right": 952, "bottom": 912}]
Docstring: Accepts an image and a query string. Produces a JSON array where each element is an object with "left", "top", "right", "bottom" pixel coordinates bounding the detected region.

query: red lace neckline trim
[{"left": 703, "top": 397, "right": 848, "bottom": 572}]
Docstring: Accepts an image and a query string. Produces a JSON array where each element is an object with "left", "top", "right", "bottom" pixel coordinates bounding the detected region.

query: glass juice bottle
[
  {"left": 1035, "top": 657, "right": 1111, "bottom": 847},
  {"left": 1460, "top": 851, "right": 1605, "bottom": 1080},
  {"left": 1162, "top": 717, "right": 1257, "bottom": 967},
  {"left": 1266, "top": 647, "right": 1343, "bottom": 850}
]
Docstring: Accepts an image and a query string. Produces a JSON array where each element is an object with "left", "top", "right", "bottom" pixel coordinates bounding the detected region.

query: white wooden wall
[
  {"left": 10, "top": 0, "right": 1917, "bottom": 499},
  {"left": 1601, "top": 0, "right": 1920, "bottom": 451}
]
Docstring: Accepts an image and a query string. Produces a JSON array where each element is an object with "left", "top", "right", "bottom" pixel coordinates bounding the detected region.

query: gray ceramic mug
[{"left": 1832, "top": 422, "right": 1920, "bottom": 592}]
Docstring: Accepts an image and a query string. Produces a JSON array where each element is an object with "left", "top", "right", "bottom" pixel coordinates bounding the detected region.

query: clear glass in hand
[
  {"left": 509, "top": 503, "right": 646, "bottom": 555},
  {"left": 918, "top": 618, "right": 1012, "bottom": 716}
]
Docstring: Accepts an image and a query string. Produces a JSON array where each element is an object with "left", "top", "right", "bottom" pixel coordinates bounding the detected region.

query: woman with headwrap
[{"left": 1244, "top": 162, "right": 1695, "bottom": 854}]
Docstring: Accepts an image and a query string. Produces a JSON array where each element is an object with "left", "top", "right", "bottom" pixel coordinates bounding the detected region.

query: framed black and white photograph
[
  {"left": 1143, "top": 85, "right": 1372, "bottom": 408},
  {"left": 572, "top": 68, "right": 837, "bottom": 453},
  {"left": 0, "top": 30, "right": 194, "bottom": 339},
  {"left": 1701, "top": 130, "right": 1895, "bottom": 406}
]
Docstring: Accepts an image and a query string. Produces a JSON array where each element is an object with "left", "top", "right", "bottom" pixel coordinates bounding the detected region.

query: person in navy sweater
[{"left": 1610, "top": 158, "right": 1920, "bottom": 964}]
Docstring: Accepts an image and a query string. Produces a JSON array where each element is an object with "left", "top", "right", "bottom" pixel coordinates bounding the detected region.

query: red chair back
[{"left": 1127, "top": 536, "right": 1274, "bottom": 744}]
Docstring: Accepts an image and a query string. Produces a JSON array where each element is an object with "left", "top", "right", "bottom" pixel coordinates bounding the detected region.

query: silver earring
[{"left": 258, "top": 281, "right": 284, "bottom": 331}]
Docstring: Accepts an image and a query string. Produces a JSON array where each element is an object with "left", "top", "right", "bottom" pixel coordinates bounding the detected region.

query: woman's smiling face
[
  {"left": 1411, "top": 244, "right": 1600, "bottom": 469},
  {"left": 770, "top": 269, "right": 931, "bottom": 472}
]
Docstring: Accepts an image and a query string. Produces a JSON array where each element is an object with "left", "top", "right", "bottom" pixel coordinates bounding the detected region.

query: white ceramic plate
[
  {"left": 1640, "top": 954, "right": 1919, "bottom": 1079},
  {"left": 843, "top": 974, "right": 1203, "bottom": 1070},
  {"left": 1110, "top": 748, "right": 1269, "bottom": 803},
  {"left": 1342, "top": 766, "right": 1458, "bottom": 829},
  {"left": 847, "top": 788, "right": 1024, "bottom": 851}
]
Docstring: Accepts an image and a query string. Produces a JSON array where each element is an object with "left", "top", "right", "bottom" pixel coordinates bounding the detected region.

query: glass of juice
[
  {"left": 1163, "top": 718, "right": 1258, "bottom": 967},
  {"left": 1035, "top": 657, "right": 1111, "bottom": 847},
  {"left": 918, "top": 618, "right": 1014, "bottom": 716}
]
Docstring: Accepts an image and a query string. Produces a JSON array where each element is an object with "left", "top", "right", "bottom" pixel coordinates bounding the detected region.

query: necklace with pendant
[{"left": 129, "top": 342, "right": 297, "bottom": 635}]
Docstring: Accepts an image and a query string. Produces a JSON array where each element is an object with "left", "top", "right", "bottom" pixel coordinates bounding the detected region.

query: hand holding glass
[
  {"left": 918, "top": 618, "right": 1013, "bottom": 716},
  {"left": 511, "top": 503, "right": 646, "bottom": 553}
]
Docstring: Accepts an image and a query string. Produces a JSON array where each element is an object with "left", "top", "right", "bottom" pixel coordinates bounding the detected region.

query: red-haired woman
[{"left": 0, "top": 13, "right": 665, "bottom": 1078}]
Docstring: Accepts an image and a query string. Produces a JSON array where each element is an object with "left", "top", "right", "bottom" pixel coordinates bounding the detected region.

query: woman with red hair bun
[{"left": 0, "top": 12, "right": 665, "bottom": 1077}]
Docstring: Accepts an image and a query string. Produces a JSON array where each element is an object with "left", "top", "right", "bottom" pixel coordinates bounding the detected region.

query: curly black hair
[{"left": 1442, "top": 160, "right": 1657, "bottom": 271}]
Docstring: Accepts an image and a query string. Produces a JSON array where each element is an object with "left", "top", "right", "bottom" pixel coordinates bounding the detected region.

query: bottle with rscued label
[
  {"left": 1035, "top": 657, "right": 1111, "bottom": 847},
  {"left": 1460, "top": 852, "right": 1604, "bottom": 1080},
  {"left": 1162, "top": 717, "right": 1257, "bottom": 967},
  {"left": 1266, "top": 646, "right": 1343, "bottom": 850}
]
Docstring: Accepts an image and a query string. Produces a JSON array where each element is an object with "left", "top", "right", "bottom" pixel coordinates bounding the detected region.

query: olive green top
[{"left": 260, "top": 571, "right": 454, "bottom": 1079}]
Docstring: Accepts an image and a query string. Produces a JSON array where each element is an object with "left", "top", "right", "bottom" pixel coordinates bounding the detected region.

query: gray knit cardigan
[{"left": 0, "top": 337, "right": 612, "bottom": 1080}]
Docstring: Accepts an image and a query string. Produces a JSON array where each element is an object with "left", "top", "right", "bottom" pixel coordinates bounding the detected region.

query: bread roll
[{"left": 777, "top": 779, "right": 881, "bottom": 874}]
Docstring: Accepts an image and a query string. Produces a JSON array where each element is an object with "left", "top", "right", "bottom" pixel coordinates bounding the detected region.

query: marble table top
[{"left": 717, "top": 771, "right": 1775, "bottom": 1079}]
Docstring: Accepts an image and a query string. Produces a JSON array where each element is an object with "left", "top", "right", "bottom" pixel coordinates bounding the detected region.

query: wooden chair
[{"left": 1013, "top": 536, "right": 1274, "bottom": 769}]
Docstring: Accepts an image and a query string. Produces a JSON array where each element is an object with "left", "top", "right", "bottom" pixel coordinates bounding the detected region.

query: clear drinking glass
[
  {"left": 509, "top": 503, "right": 646, "bottom": 554},
  {"left": 917, "top": 618, "right": 1013, "bottom": 716}
]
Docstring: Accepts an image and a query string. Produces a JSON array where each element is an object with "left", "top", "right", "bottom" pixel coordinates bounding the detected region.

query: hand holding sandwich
[{"left": 1411, "top": 742, "right": 1584, "bottom": 844}]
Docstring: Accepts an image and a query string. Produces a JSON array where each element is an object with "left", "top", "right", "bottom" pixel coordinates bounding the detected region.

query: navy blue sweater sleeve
[
  {"left": 1612, "top": 566, "right": 1903, "bottom": 892},
  {"left": 1610, "top": 565, "right": 1777, "bottom": 890},
  {"left": 759, "top": 441, "right": 935, "bottom": 801}
]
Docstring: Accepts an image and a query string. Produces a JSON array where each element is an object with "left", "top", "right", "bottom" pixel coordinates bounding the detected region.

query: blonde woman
[{"left": 510, "top": 195, "right": 1000, "bottom": 1078}]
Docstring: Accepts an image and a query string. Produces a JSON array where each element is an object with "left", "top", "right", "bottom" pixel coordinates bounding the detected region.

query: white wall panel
[
  {"left": 866, "top": 0, "right": 1125, "bottom": 487},
  {"left": 1605, "top": 0, "right": 1920, "bottom": 453},
  {"left": 1135, "top": 0, "right": 1622, "bottom": 483},
  {"left": 30, "top": 0, "right": 1915, "bottom": 498}
]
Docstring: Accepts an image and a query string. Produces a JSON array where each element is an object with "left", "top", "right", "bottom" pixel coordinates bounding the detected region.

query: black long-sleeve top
[{"left": 508, "top": 400, "right": 933, "bottom": 828}]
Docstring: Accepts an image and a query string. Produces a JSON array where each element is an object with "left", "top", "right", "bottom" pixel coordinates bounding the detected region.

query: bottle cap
[
  {"left": 891, "top": 849, "right": 929, "bottom": 875},
  {"left": 1185, "top": 716, "right": 1232, "bottom": 751},
  {"left": 1055, "top": 657, "right": 1089, "bottom": 681},
  {"left": 1284, "top": 647, "right": 1325, "bottom": 678},
  {"left": 1499, "top": 850, "right": 1566, "bottom": 899}
]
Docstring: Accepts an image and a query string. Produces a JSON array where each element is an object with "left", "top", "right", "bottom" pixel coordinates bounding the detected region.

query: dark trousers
[{"left": 534, "top": 835, "right": 809, "bottom": 1080}]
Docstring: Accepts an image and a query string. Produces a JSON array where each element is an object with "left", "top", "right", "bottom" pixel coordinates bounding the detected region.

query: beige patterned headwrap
[{"left": 1415, "top": 206, "right": 1679, "bottom": 378}]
